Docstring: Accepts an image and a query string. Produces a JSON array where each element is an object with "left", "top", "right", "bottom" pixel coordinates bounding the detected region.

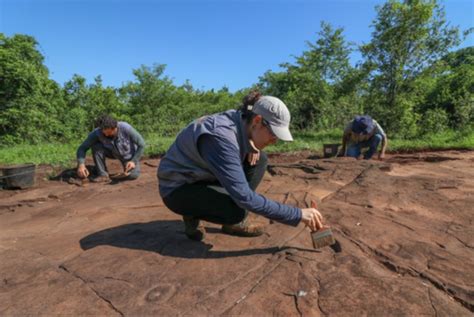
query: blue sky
[{"left": 1, "top": 0, "right": 473, "bottom": 91}]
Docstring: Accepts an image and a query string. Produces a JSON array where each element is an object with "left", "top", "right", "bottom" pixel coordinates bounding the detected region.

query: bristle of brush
[
  {"left": 311, "top": 228, "right": 336, "bottom": 249},
  {"left": 312, "top": 235, "right": 336, "bottom": 249}
]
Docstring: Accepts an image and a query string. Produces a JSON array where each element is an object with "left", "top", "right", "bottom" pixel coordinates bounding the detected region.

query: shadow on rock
[
  {"left": 80, "top": 220, "right": 281, "bottom": 259},
  {"left": 49, "top": 165, "right": 97, "bottom": 182}
]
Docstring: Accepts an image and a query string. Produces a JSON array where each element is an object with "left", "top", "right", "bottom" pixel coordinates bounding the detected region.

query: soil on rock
[{"left": 1, "top": 151, "right": 473, "bottom": 316}]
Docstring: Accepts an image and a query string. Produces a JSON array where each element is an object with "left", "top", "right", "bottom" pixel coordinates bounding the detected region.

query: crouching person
[
  {"left": 157, "top": 91, "right": 324, "bottom": 241},
  {"left": 340, "top": 115, "right": 387, "bottom": 160},
  {"left": 76, "top": 114, "right": 145, "bottom": 182}
]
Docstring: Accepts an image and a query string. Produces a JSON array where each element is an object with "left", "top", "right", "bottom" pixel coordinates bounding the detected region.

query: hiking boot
[
  {"left": 90, "top": 175, "right": 111, "bottom": 183},
  {"left": 183, "top": 216, "right": 205, "bottom": 241},
  {"left": 221, "top": 220, "right": 264, "bottom": 237}
]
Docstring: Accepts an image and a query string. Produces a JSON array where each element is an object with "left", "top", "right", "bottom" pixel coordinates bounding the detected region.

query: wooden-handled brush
[
  {"left": 310, "top": 200, "right": 336, "bottom": 249},
  {"left": 277, "top": 199, "right": 340, "bottom": 251},
  {"left": 311, "top": 227, "right": 336, "bottom": 249}
]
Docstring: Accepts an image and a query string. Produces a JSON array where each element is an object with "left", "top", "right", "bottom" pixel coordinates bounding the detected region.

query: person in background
[
  {"left": 76, "top": 114, "right": 145, "bottom": 182},
  {"left": 157, "top": 91, "right": 324, "bottom": 241},
  {"left": 339, "top": 115, "right": 387, "bottom": 160}
]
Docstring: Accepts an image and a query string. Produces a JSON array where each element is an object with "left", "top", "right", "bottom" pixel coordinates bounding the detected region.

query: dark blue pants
[
  {"left": 162, "top": 152, "right": 267, "bottom": 225},
  {"left": 346, "top": 134, "right": 383, "bottom": 160}
]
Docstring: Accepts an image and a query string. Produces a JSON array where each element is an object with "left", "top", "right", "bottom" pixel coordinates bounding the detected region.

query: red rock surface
[{"left": 1, "top": 151, "right": 473, "bottom": 316}]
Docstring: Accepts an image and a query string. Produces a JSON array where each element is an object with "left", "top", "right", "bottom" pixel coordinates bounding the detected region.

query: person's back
[{"left": 158, "top": 109, "right": 245, "bottom": 198}]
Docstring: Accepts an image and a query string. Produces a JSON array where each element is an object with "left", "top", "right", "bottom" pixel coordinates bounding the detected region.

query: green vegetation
[
  {"left": 1, "top": 0, "right": 473, "bottom": 166},
  {"left": 0, "top": 136, "right": 175, "bottom": 166},
  {"left": 0, "top": 143, "right": 78, "bottom": 166},
  {"left": 1, "top": 129, "right": 471, "bottom": 166},
  {"left": 387, "top": 129, "right": 474, "bottom": 151}
]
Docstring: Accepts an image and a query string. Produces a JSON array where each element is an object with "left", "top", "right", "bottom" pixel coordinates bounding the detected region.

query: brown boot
[
  {"left": 183, "top": 216, "right": 206, "bottom": 241},
  {"left": 222, "top": 220, "right": 264, "bottom": 237}
]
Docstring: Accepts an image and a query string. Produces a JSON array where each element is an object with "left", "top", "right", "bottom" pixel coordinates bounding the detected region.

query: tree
[
  {"left": 259, "top": 22, "right": 355, "bottom": 130},
  {"left": 297, "top": 22, "right": 352, "bottom": 84},
  {"left": 0, "top": 33, "right": 64, "bottom": 145},
  {"left": 361, "top": 0, "right": 462, "bottom": 136},
  {"left": 61, "top": 75, "right": 126, "bottom": 139},
  {"left": 424, "top": 47, "right": 474, "bottom": 129}
]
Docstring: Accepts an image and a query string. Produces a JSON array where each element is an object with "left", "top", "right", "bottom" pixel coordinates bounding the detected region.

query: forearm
[
  {"left": 76, "top": 144, "right": 87, "bottom": 165},
  {"left": 76, "top": 132, "right": 97, "bottom": 165},
  {"left": 131, "top": 145, "right": 145, "bottom": 163},
  {"left": 130, "top": 128, "right": 146, "bottom": 162},
  {"left": 340, "top": 135, "right": 348, "bottom": 154},
  {"left": 198, "top": 135, "right": 302, "bottom": 226},
  {"left": 380, "top": 136, "right": 387, "bottom": 155}
]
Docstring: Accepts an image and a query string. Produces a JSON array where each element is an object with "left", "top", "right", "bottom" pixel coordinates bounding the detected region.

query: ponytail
[{"left": 240, "top": 90, "right": 262, "bottom": 121}]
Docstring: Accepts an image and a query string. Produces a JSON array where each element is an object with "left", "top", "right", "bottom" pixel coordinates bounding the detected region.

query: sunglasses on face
[{"left": 262, "top": 119, "right": 277, "bottom": 138}]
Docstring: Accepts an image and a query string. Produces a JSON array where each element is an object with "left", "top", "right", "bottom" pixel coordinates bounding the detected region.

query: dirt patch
[
  {"left": 267, "top": 150, "right": 320, "bottom": 163},
  {"left": 1, "top": 151, "right": 473, "bottom": 315},
  {"left": 387, "top": 153, "right": 461, "bottom": 164}
]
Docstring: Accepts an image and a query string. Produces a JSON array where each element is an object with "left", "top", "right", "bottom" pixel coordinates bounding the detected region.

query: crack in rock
[
  {"left": 336, "top": 230, "right": 474, "bottom": 313},
  {"left": 58, "top": 264, "right": 124, "bottom": 316},
  {"left": 219, "top": 255, "right": 286, "bottom": 315},
  {"left": 103, "top": 276, "right": 133, "bottom": 286},
  {"left": 315, "top": 277, "right": 327, "bottom": 316},
  {"left": 180, "top": 258, "right": 270, "bottom": 316},
  {"left": 428, "top": 288, "right": 438, "bottom": 317},
  {"left": 283, "top": 292, "right": 303, "bottom": 317}
]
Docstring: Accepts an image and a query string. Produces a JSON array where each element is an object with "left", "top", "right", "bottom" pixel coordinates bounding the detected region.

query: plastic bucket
[
  {"left": 323, "top": 144, "right": 340, "bottom": 158},
  {"left": 1, "top": 163, "right": 36, "bottom": 189}
]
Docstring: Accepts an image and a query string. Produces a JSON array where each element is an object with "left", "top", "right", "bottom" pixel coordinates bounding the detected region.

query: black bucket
[
  {"left": 323, "top": 144, "right": 340, "bottom": 158},
  {"left": 1, "top": 163, "right": 36, "bottom": 189}
]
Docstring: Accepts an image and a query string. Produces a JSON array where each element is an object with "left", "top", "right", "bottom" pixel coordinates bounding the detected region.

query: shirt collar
[{"left": 236, "top": 111, "right": 252, "bottom": 157}]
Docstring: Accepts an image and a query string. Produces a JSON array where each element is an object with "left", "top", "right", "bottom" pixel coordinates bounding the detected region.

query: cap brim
[{"left": 270, "top": 124, "right": 293, "bottom": 141}]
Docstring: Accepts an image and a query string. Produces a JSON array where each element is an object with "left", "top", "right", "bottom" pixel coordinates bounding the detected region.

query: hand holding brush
[
  {"left": 277, "top": 200, "right": 324, "bottom": 249},
  {"left": 301, "top": 200, "right": 324, "bottom": 231},
  {"left": 306, "top": 201, "right": 337, "bottom": 249},
  {"left": 278, "top": 200, "right": 340, "bottom": 251}
]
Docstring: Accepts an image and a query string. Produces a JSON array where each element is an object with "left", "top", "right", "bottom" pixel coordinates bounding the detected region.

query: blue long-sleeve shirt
[
  {"left": 197, "top": 134, "right": 302, "bottom": 226},
  {"left": 158, "top": 110, "right": 302, "bottom": 226}
]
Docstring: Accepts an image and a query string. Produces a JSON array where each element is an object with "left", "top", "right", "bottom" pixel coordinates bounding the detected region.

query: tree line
[{"left": 1, "top": 0, "right": 472, "bottom": 146}]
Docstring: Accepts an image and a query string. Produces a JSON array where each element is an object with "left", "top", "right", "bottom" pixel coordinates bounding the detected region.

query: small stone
[{"left": 297, "top": 290, "right": 307, "bottom": 297}]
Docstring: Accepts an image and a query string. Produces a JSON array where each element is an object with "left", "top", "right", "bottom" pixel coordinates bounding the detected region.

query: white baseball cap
[{"left": 252, "top": 96, "right": 293, "bottom": 141}]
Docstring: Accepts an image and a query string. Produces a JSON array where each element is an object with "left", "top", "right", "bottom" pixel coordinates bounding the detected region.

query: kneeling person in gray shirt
[{"left": 76, "top": 114, "right": 145, "bottom": 182}]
